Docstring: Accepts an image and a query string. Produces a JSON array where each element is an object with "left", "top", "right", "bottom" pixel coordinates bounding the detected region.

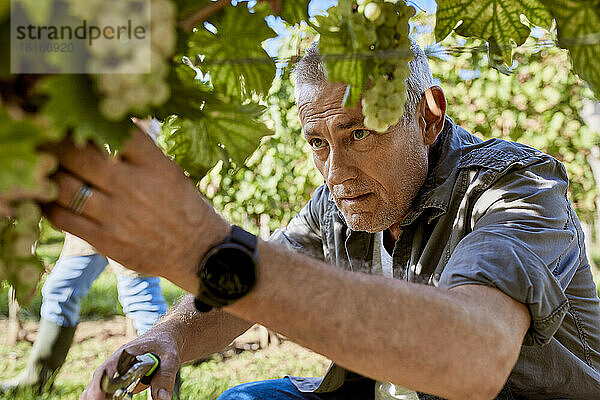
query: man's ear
[{"left": 417, "top": 86, "right": 446, "bottom": 146}]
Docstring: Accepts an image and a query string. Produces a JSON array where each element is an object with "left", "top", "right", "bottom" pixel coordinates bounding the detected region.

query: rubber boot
[{"left": 0, "top": 318, "right": 76, "bottom": 394}]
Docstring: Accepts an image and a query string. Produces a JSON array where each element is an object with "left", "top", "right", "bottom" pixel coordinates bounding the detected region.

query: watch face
[{"left": 200, "top": 243, "right": 257, "bottom": 301}]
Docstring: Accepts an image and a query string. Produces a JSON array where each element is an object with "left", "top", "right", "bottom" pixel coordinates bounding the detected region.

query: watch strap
[
  {"left": 229, "top": 225, "right": 258, "bottom": 257},
  {"left": 194, "top": 297, "right": 214, "bottom": 312}
]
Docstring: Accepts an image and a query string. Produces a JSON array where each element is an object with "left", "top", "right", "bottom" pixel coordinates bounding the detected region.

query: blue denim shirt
[{"left": 270, "top": 118, "right": 600, "bottom": 399}]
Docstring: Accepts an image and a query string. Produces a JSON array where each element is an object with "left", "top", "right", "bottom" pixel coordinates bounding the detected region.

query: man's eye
[
  {"left": 309, "top": 138, "right": 326, "bottom": 149},
  {"left": 352, "top": 129, "right": 371, "bottom": 141}
]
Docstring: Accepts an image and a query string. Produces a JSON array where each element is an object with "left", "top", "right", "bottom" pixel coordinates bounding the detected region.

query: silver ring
[{"left": 68, "top": 184, "right": 93, "bottom": 215}]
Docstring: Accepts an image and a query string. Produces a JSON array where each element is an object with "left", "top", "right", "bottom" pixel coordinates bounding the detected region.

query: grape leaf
[
  {"left": 158, "top": 63, "right": 272, "bottom": 180},
  {"left": 187, "top": 3, "right": 276, "bottom": 100},
  {"left": 157, "top": 64, "right": 215, "bottom": 121},
  {"left": 161, "top": 116, "right": 223, "bottom": 179},
  {"left": 39, "top": 75, "right": 133, "bottom": 149},
  {"left": 545, "top": 0, "right": 600, "bottom": 100},
  {"left": 161, "top": 101, "right": 271, "bottom": 181},
  {"left": 320, "top": 33, "right": 372, "bottom": 108},
  {"left": 435, "top": 0, "right": 553, "bottom": 65},
  {"left": 280, "top": 0, "right": 310, "bottom": 26}
]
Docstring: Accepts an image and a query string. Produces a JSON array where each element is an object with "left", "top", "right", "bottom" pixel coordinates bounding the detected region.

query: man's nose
[{"left": 325, "top": 147, "right": 356, "bottom": 185}]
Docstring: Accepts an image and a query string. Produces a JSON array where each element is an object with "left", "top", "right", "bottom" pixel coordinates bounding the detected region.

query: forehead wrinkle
[
  {"left": 303, "top": 108, "right": 346, "bottom": 123},
  {"left": 298, "top": 83, "right": 365, "bottom": 139},
  {"left": 302, "top": 110, "right": 351, "bottom": 143}
]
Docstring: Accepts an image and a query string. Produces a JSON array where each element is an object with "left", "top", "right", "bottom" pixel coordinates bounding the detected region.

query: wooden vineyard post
[{"left": 126, "top": 317, "right": 137, "bottom": 340}]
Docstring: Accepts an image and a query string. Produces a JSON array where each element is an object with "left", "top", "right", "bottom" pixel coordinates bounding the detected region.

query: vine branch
[
  {"left": 179, "top": 0, "right": 231, "bottom": 32},
  {"left": 178, "top": 0, "right": 282, "bottom": 32}
]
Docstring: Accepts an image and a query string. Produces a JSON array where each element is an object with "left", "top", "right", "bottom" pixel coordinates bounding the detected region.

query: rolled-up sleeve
[
  {"left": 269, "top": 184, "right": 328, "bottom": 261},
  {"left": 439, "top": 158, "right": 582, "bottom": 346}
]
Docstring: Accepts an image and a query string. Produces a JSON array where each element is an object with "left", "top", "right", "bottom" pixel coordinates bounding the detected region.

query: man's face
[{"left": 297, "top": 82, "right": 429, "bottom": 233}]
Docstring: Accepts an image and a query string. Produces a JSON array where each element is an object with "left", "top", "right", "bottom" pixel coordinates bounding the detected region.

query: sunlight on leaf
[
  {"left": 435, "top": 0, "right": 552, "bottom": 65},
  {"left": 545, "top": 0, "right": 600, "bottom": 100}
]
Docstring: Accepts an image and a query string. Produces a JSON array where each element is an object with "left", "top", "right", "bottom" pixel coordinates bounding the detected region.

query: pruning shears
[{"left": 100, "top": 349, "right": 160, "bottom": 400}]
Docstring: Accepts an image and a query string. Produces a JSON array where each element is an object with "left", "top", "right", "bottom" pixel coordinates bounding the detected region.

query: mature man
[{"left": 44, "top": 43, "right": 599, "bottom": 400}]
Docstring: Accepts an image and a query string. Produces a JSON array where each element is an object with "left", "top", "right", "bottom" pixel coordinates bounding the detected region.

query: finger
[
  {"left": 47, "top": 139, "right": 119, "bottom": 195},
  {"left": 3, "top": 180, "right": 58, "bottom": 204},
  {"left": 120, "top": 128, "right": 164, "bottom": 166},
  {"left": 151, "top": 374, "right": 177, "bottom": 400},
  {"left": 150, "top": 360, "right": 180, "bottom": 400},
  {"left": 79, "top": 367, "right": 112, "bottom": 400},
  {"left": 43, "top": 203, "right": 107, "bottom": 249},
  {"left": 52, "top": 170, "right": 110, "bottom": 223},
  {"left": 79, "top": 382, "right": 111, "bottom": 400}
]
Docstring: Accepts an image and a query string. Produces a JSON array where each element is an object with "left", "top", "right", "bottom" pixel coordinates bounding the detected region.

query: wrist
[
  {"left": 172, "top": 219, "right": 232, "bottom": 295},
  {"left": 153, "top": 312, "right": 188, "bottom": 361}
]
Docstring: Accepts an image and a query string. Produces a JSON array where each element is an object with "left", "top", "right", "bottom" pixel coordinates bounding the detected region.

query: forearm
[
  {"left": 225, "top": 240, "right": 527, "bottom": 400},
  {"left": 155, "top": 294, "right": 253, "bottom": 364}
]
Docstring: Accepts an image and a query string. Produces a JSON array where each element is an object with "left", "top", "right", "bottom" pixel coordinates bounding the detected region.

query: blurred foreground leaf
[{"left": 39, "top": 75, "right": 133, "bottom": 149}]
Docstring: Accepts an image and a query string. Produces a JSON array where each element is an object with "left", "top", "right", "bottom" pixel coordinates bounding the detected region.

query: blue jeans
[
  {"left": 217, "top": 378, "right": 374, "bottom": 400},
  {"left": 41, "top": 254, "right": 167, "bottom": 334}
]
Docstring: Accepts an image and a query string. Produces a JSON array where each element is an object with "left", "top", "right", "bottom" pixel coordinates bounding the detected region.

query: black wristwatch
[{"left": 194, "top": 225, "right": 258, "bottom": 312}]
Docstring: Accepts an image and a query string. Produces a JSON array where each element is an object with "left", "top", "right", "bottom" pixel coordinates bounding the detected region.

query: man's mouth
[{"left": 340, "top": 193, "right": 372, "bottom": 204}]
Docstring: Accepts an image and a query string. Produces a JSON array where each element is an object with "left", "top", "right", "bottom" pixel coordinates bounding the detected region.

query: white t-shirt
[{"left": 373, "top": 231, "right": 419, "bottom": 400}]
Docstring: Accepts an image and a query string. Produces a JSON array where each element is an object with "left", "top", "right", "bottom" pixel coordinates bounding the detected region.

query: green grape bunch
[
  {"left": 0, "top": 110, "right": 55, "bottom": 302},
  {"left": 361, "top": 63, "right": 411, "bottom": 131},
  {"left": 0, "top": 201, "right": 44, "bottom": 303},
  {"left": 70, "top": 0, "right": 177, "bottom": 121},
  {"left": 318, "top": 0, "right": 415, "bottom": 132},
  {"left": 355, "top": 0, "right": 414, "bottom": 132}
]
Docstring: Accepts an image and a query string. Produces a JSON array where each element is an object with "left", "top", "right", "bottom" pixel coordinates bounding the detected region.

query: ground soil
[{"left": 1, "top": 316, "right": 133, "bottom": 348}]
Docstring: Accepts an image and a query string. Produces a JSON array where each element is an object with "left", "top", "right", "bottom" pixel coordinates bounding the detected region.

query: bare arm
[
  {"left": 224, "top": 241, "right": 530, "bottom": 400},
  {"left": 158, "top": 294, "right": 252, "bottom": 364}
]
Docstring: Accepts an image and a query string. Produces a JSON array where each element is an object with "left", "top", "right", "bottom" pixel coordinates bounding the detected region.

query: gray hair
[{"left": 294, "top": 41, "right": 433, "bottom": 125}]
